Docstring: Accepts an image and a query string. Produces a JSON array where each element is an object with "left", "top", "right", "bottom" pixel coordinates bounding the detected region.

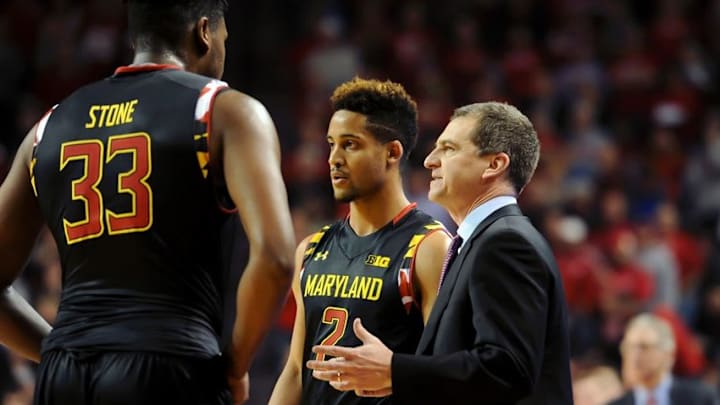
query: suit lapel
[
  {"left": 416, "top": 239, "right": 471, "bottom": 352},
  {"left": 416, "top": 204, "right": 523, "bottom": 353}
]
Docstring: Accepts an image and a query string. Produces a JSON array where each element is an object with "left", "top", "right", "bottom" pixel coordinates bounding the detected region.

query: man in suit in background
[
  {"left": 609, "top": 313, "right": 718, "bottom": 405},
  {"left": 307, "top": 101, "right": 573, "bottom": 404}
]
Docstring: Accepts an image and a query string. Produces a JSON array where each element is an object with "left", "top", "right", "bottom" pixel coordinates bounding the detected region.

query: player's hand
[
  {"left": 227, "top": 371, "right": 249, "bottom": 405},
  {"left": 306, "top": 318, "right": 393, "bottom": 395}
]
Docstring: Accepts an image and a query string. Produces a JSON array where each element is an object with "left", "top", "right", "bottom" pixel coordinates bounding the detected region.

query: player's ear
[
  {"left": 386, "top": 140, "right": 403, "bottom": 164},
  {"left": 193, "top": 17, "right": 211, "bottom": 55}
]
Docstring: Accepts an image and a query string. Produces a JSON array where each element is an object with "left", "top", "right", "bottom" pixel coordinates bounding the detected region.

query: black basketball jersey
[
  {"left": 300, "top": 205, "right": 445, "bottom": 405},
  {"left": 31, "top": 65, "right": 232, "bottom": 358}
]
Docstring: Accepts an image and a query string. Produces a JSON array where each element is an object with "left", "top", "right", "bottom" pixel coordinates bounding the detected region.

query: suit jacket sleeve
[{"left": 392, "top": 229, "right": 552, "bottom": 404}]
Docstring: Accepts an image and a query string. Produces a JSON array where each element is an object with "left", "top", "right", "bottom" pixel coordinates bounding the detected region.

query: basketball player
[
  {"left": 0, "top": 1, "right": 295, "bottom": 404},
  {"left": 269, "top": 77, "right": 451, "bottom": 405}
]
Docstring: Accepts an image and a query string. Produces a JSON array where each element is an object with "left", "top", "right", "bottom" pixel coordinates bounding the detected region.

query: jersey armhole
[
  {"left": 33, "top": 105, "right": 58, "bottom": 147},
  {"left": 204, "top": 86, "right": 230, "bottom": 164},
  {"left": 30, "top": 105, "right": 58, "bottom": 197},
  {"left": 194, "top": 80, "right": 231, "bottom": 212},
  {"left": 302, "top": 225, "right": 333, "bottom": 263},
  {"left": 402, "top": 228, "right": 448, "bottom": 313},
  {"left": 298, "top": 225, "right": 333, "bottom": 280}
]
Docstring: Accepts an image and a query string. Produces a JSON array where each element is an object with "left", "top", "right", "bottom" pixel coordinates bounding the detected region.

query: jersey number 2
[
  {"left": 60, "top": 133, "right": 152, "bottom": 244},
  {"left": 316, "top": 306, "right": 349, "bottom": 361}
]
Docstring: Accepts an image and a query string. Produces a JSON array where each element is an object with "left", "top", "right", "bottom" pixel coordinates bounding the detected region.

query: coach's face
[{"left": 424, "top": 116, "right": 492, "bottom": 220}]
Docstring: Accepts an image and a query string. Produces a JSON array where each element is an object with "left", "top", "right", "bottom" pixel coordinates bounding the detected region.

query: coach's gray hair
[
  {"left": 625, "top": 313, "right": 676, "bottom": 352},
  {"left": 451, "top": 102, "right": 539, "bottom": 193}
]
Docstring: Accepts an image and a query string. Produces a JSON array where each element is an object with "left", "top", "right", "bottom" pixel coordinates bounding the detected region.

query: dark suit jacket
[
  {"left": 607, "top": 378, "right": 719, "bottom": 405},
  {"left": 391, "top": 204, "right": 573, "bottom": 404}
]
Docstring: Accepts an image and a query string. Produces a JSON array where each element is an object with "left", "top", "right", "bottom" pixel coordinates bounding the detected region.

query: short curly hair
[{"left": 331, "top": 77, "right": 418, "bottom": 160}]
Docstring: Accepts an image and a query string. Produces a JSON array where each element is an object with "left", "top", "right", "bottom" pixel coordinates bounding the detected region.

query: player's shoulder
[
  {"left": 209, "top": 87, "right": 277, "bottom": 131},
  {"left": 304, "top": 222, "right": 340, "bottom": 246},
  {"left": 51, "top": 70, "right": 225, "bottom": 111},
  {"left": 297, "top": 222, "right": 340, "bottom": 258},
  {"left": 402, "top": 206, "right": 448, "bottom": 234},
  {"left": 50, "top": 76, "right": 110, "bottom": 108},
  {"left": 157, "top": 70, "right": 230, "bottom": 95}
]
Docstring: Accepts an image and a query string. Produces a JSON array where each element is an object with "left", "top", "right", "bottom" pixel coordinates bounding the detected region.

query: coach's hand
[
  {"left": 306, "top": 318, "right": 393, "bottom": 396},
  {"left": 228, "top": 371, "right": 249, "bottom": 404}
]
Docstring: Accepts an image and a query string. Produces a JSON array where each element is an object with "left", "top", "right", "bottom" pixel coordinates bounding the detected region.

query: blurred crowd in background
[{"left": 2, "top": 0, "right": 720, "bottom": 404}]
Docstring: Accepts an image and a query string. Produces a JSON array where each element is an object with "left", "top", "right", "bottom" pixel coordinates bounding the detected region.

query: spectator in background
[
  {"left": 565, "top": 99, "right": 611, "bottom": 188},
  {"left": 599, "top": 229, "right": 654, "bottom": 348},
  {"left": 390, "top": 2, "right": 436, "bottom": 91},
  {"left": 607, "top": 25, "right": 657, "bottom": 124},
  {"left": 696, "top": 234, "right": 720, "bottom": 371},
  {"left": 656, "top": 202, "right": 707, "bottom": 296},
  {"left": 635, "top": 215, "right": 681, "bottom": 310},
  {"left": 546, "top": 213, "right": 604, "bottom": 358},
  {"left": 442, "top": 16, "right": 485, "bottom": 102},
  {"left": 609, "top": 313, "right": 718, "bottom": 405},
  {"left": 682, "top": 110, "right": 720, "bottom": 233},
  {"left": 590, "top": 188, "right": 634, "bottom": 251},
  {"left": 301, "top": 14, "right": 361, "bottom": 97}
]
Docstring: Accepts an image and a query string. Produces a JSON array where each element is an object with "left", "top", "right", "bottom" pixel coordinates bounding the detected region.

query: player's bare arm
[
  {"left": 0, "top": 128, "right": 53, "bottom": 362},
  {"left": 211, "top": 89, "right": 295, "bottom": 400},
  {"left": 412, "top": 230, "right": 451, "bottom": 323},
  {"left": 269, "top": 235, "right": 312, "bottom": 405}
]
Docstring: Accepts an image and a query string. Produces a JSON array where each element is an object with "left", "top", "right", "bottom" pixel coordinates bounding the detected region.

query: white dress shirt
[
  {"left": 633, "top": 374, "right": 672, "bottom": 405},
  {"left": 455, "top": 196, "right": 517, "bottom": 252}
]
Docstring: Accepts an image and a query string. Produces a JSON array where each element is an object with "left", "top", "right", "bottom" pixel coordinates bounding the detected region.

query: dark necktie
[{"left": 438, "top": 235, "right": 463, "bottom": 293}]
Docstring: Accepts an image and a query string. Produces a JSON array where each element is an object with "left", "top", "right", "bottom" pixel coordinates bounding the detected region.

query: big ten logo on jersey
[
  {"left": 365, "top": 254, "right": 390, "bottom": 269},
  {"left": 85, "top": 99, "right": 139, "bottom": 129}
]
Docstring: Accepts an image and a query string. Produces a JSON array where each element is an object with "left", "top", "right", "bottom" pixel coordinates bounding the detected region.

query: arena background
[{"left": 1, "top": 0, "right": 720, "bottom": 404}]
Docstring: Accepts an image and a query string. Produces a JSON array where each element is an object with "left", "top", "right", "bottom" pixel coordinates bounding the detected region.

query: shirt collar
[
  {"left": 456, "top": 196, "right": 517, "bottom": 250},
  {"left": 633, "top": 374, "right": 673, "bottom": 405},
  {"left": 114, "top": 63, "right": 182, "bottom": 76}
]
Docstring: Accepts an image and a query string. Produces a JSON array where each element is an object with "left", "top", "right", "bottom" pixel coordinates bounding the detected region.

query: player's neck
[
  {"left": 348, "top": 185, "right": 410, "bottom": 236},
  {"left": 451, "top": 181, "right": 515, "bottom": 224},
  {"left": 131, "top": 51, "right": 186, "bottom": 69}
]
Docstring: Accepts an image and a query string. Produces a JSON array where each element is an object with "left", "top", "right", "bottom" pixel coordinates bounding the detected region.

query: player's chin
[{"left": 334, "top": 190, "right": 356, "bottom": 203}]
